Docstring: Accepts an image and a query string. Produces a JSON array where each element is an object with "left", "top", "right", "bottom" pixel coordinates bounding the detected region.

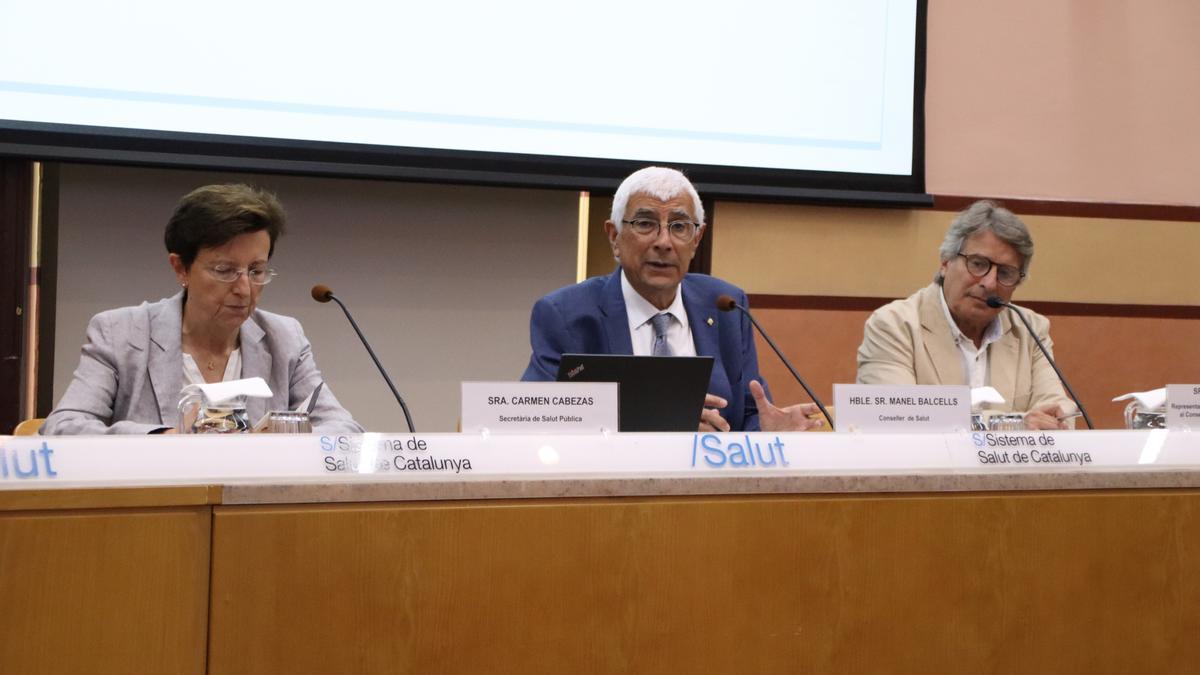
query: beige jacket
[{"left": 856, "top": 284, "right": 1070, "bottom": 414}]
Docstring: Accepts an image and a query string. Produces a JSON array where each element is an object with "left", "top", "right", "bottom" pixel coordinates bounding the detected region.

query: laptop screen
[{"left": 556, "top": 354, "right": 714, "bottom": 432}]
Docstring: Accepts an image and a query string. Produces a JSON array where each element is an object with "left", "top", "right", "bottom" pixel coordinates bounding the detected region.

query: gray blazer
[{"left": 43, "top": 293, "right": 363, "bottom": 434}]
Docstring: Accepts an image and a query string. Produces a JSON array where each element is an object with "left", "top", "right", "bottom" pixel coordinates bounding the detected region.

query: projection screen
[{"left": 0, "top": 0, "right": 927, "bottom": 202}]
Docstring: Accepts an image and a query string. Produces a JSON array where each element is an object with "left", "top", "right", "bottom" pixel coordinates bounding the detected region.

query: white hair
[{"left": 610, "top": 166, "right": 706, "bottom": 231}]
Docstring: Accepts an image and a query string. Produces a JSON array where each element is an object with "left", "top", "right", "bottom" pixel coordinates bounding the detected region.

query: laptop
[{"left": 556, "top": 354, "right": 714, "bottom": 432}]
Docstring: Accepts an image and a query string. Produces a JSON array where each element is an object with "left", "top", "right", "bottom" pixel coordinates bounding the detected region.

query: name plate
[
  {"left": 461, "top": 381, "right": 618, "bottom": 433},
  {"left": 834, "top": 384, "right": 970, "bottom": 433},
  {"left": 1166, "top": 385, "right": 1200, "bottom": 431}
]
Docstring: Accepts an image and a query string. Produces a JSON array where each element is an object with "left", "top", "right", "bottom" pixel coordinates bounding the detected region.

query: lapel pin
[{"left": 706, "top": 317, "right": 714, "bottom": 326}]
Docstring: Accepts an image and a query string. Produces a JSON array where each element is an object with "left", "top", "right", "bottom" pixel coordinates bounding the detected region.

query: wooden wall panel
[
  {"left": 712, "top": 202, "right": 941, "bottom": 299},
  {"left": 208, "top": 492, "right": 1200, "bottom": 675},
  {"left": 1049, "top": 314, "right": 1200, "bottom": 427},
  {"left": 712, "top": 201, "right": 1200, "bottom": 306},
  {"left": 0, "top": 506, "right": 211, "bottom": 675},
  {"left": 754, "top": 307, "right": 1200, "bottom": 429},
  {"left": 752, "top": 305, "right": 867, "bottom": 412},
  {"left": 585, "top": 194, "right": 617, "bottom": 279}
]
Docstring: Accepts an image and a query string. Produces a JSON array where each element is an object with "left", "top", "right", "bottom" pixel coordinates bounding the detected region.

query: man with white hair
[
  {"left": 856, "top": 200, "right": 1073, "bottom": 430},
  {"left": 522, "top": 166, "right": 822, "bottom": 432}
]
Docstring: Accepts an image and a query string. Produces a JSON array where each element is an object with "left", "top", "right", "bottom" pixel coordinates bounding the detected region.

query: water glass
[
  {"left": 987, "top": 413, "right": 1026, "bottom": 431},
  {"left": 261, "top": 411, "right": 313, "bottom": 434}
]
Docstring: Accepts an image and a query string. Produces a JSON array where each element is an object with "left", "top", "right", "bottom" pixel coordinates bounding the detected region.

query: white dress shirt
[
  {"left": 938, "top": 288, "right": 1002, "bottom": 389},
  {"left": 620, "top": 271, "right": 696, "bottom": 357}
]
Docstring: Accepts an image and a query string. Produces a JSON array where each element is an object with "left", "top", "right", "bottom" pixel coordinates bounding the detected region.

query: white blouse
[{"left": 182, "top": 348, "right": 243, "bottom": 386}]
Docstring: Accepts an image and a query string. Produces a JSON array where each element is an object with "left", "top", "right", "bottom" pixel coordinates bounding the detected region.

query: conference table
[{"left": 2, "top": 430, "right": 1198, "bottom": 674}]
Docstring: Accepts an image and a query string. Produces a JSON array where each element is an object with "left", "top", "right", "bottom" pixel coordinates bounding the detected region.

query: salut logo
[
  {"left": 973, "top": 431, "right": 1094, "bottom": 467},
  {"left": 317, "top": 435, "right": 473, "bottom": 474},
  {"left": 1, "top": 441, "right": 58, "bottom": 480},
  {"left": 691, "top": 433, "right": 790, "bottom": 469},
  {"left": 319, "top": 435, "right": 430, "bottom": 453}
]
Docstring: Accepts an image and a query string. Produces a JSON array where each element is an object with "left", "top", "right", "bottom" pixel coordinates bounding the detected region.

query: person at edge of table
[
  {"left": 521, "top": 165, "right": 823, "bottom": 433},
  {"left": 855, "top": 200, "right": 1074, "bottom": 430},
  {"left": 42, "top": 184, "right": 363, "bottom": 435}
]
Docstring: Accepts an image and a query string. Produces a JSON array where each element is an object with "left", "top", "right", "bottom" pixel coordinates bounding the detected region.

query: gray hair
[
  {"left": 935, "top": 200, "right": 1034, "bottom": 283},
  {"left": 610, "top": 166, "right": 705, "bottom": 231}
]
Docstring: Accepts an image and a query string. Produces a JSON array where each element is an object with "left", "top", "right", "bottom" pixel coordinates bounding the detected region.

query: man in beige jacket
[{"left": 856, "top": 201, "right": 1073, "bottom": 430}]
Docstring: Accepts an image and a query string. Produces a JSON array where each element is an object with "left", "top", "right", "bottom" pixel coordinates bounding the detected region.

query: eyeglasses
[
  {"left": 957, "top": 253, "right": 1023, "bottom": 287},
  {"left": 621, "top": 218, "right": 700, "bottom": 242},
  {"left": 205, "top": 265, "right": 277, "bottom": 285}
]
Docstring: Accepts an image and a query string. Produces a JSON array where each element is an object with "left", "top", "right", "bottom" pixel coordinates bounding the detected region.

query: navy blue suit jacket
[{"left": 521, "top": 270, "right": 768, "bottom": 431}]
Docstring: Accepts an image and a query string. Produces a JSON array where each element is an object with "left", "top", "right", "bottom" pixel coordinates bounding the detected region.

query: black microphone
[
  {"left": 716, "top": 295, "right": 834, "bottom": 431},
  {"left": 312, "top": 284, "right": 415, "bottom": 433},
  {"left": 985, "top": 296, "right": 1093, "bottom": 429}
]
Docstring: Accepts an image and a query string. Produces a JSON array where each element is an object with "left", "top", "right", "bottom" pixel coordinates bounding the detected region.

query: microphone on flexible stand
[
  {"left": 716, "top": 294, "right": 834, "bottom": 431},
  {"left": 312, "top": 284, "right": 415, "bottom": 433},
  {"left": 985, "top": 296, "right": 1093, "bottom": 430}
]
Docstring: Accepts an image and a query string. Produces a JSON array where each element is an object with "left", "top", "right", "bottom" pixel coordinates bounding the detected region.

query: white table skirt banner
[{"left": 2, "top": 429, "right": 1198, "bottom": 489}]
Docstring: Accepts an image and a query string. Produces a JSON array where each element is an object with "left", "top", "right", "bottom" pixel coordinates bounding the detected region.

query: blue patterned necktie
[{"left": 650, "top": 312, "right": 674, "bottom": 356}]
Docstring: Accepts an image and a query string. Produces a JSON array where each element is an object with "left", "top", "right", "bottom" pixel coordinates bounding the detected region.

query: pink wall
[{"left": 926, "top": 2, "right": 1200, "bottom": 205}]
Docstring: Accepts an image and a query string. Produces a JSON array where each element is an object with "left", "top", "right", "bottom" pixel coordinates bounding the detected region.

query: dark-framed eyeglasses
[
  {"left": 621, "top": 218, "right": 699, "bottom": 242},
  {"left": 205, "top": 265, "right": 278, "bottom": 285},
  {"left": 957, "top": 253, "right": 1023, "bottom": 287}
]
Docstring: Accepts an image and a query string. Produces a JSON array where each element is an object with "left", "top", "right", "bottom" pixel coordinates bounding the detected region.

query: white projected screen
[{"left": 0, "top": 0, "right": 918, "bottom": 177}]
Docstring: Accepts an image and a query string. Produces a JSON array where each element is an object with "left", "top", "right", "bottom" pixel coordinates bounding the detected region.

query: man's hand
[
  {"left": 699, "top": 393, "right": 731, "bottom": 432},
  {"left": 750, "top": 380, "right": 825, "bottom": 432},
  {"left": 1023, "top": 403, "right": 1070, "bottom": 430}
]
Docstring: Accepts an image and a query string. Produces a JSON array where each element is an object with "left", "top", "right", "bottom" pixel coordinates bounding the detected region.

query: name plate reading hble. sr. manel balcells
[
  {"left": 834, "top": 384, "right": 971, "bottom": 433},
  {"left": 1166, "top": 385, "right": 1200, "bottom": 431},
  {"left": 461, "top": 381, "right": 618, "bottom": 433}
]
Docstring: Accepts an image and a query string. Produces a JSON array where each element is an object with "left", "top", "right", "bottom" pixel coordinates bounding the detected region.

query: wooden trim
[
  {"left": 688, "top": 195, "right": 715, "bottom": 275},
  {"left": 35, "top": 162, "right": 58, "bottom": 416},
  {"left": 575, "top": 191, "right": 589, "bottom": 283},
  {"left": 0, "top": 485, "right": 222, "bottom": 511},
  {"left": 1017, "top": 300, "right": 1200, "bottom": 319},
  {"left": 23, "top": 163, "right": 41, "bottom": 420},
  {"left": 749, "top": 294, "right": 894, "bottom": 312},
  {"left": 932, "top": 195, "right": 1200, "bottom": 222},
  {"left": 748, "top": 293, "right": 1200, "bottom": 320}
]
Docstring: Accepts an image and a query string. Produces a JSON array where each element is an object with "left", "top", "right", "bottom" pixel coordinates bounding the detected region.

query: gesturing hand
[
  {"left": 749, "top": 380, "right": 825, "bottom": 432},
  {"left": 698, "top": 393, "right": 731, "bottom": 432}
]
